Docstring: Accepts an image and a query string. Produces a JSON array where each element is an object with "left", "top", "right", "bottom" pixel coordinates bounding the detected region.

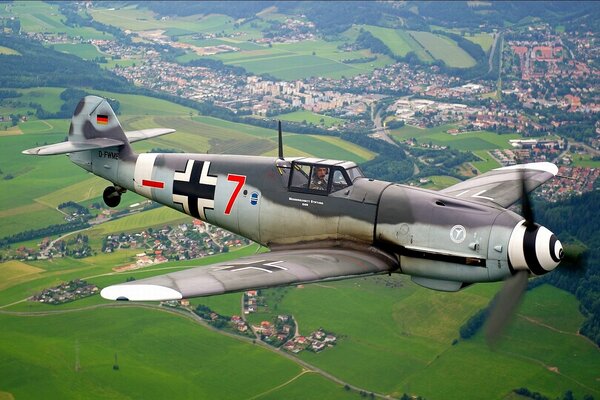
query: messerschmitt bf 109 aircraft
[{"left": 25, "top": 96, "right": 565, "bottom": 342}]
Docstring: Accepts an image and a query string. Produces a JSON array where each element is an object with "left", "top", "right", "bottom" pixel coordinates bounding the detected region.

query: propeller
[
  {"left": 484, "top": 269, "right": 528, "bottom": 347},
  {"left": 484, "top": 169, "right": 539, "bottom": 347},
  {"left": 485, "top": 168, "right": 583, "bottom": 347}
]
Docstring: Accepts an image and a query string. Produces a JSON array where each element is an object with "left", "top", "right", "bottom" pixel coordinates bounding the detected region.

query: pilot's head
[{"left": 316, "top": 167, "right": 328, "bottom": 179}]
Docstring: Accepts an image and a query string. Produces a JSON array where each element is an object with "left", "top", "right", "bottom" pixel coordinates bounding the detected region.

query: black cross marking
[
  {"left": 214, "top": 260, "right": 287, "bottom": 274},
  {"left": 172, "top": 160, "right": 217, "bottom": 220}
]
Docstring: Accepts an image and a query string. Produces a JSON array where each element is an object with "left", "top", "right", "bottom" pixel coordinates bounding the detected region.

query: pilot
[{"left": 310, "top": 166, "right": 329, "bottom": 190}]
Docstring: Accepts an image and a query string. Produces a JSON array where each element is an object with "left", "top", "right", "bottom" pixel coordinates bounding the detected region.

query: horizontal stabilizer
[
  {"left": 125, "top": 128, "right": 176, "bottom": 143},
  {"left": 22, "top": 138, "right": 124, "bottom": 156}
]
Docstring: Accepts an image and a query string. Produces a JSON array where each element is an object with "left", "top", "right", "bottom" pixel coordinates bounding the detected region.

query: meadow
[
  {"left": 472, "top": 150, "right": 502, "bottom": 173},
  {"left": 253, "top": 279, "right": 600, "bottom": 399},
  {"left": 0, "top": 2, "right": 111, "bottom": 40},
  {"left": 51, "top": 43, "right": 106, "bottom": 60},
  {"left": 391, "top": 124, "right": 521, "bottom": 151},
  {"left": 275, "top": 110, "right": 344, "bottom": 128},
  {"left": 408, "top": 31, "right": 477, "bottom": 68}
]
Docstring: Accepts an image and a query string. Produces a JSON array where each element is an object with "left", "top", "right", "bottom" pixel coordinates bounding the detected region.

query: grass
[
  {"left": 255, "top": 372, "right": 360, "bottom": 399},
  {"left": 0, "top": 261, "right": 45, "bottom": 291},
  {"left": 409, "top": 31, "right": 477, "bottom": 68},
  {"left": 472, "top": 150, "right": 501, "bottom": 173},
  {"left": 2, "top": 1, "right": 111, "bottom": 40},
  {"left": 89, "top": 6, "right": 236, "bottom": 34},
  {"left": 51, "top": 43, "right": 105, "bottom": 60},
  {"left": 467, "top": 33, "right": 495, "bottom": 53},
  {"left": 88, "top": 207, "right": 190, "bottom": 237},
  {"left": 362, "top": 25, "right": 413, "bottom": 56},
  {"left": 421, "top": 175, "right": 461, "bottom": 190},
  {"left": 208, "top": 38, "right": 395, "bottom": 80},
  {"left": 282, "top": 134, "right": 374, "bottom": 163},
  {"left": 567, "top": 153, "right": 600, "bottom": 168},
  {"left": 0, "top": 46, "right": 21, "bottom": 55},
  {"left": 275, "top": 110, "right": 344, "bottom": 128},
  {"left": 17, "top": 87, "right": 65, "bottom": 114},
  {"left": 391, "top": 124, "right": 521, "bottom": 151},
  {"left": 264, "top": 278, "right": 600, "bottom": 399},
  {"left": 0, "top": 307, "right": 304, "bottom": 399}
]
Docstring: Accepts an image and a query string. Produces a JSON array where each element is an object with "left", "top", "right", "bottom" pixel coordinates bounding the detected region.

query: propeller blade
[
  {"left": 485, "top": 270, "right": 529, "bottom": 347},
  {"left": 520, "top": 170, "right": 535, "bottom": 230}
]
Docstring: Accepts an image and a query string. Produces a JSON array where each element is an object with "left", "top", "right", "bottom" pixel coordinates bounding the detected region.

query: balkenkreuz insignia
[{"left": 172, "top": 160, "right": 217, "bottom": 220}]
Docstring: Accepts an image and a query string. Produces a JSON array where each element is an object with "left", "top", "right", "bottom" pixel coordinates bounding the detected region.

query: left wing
[
  {"left": 101, "top": 246, "right": 398, "bottom": 301},
  {"left": 440, "top": 162, "right": 558, "bottom": 208}
]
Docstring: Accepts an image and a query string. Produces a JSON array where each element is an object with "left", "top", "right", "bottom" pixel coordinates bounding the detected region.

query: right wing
[
  {"left": 440, "top": 162, "right": 558, "bottom": 208},
  {"left": 101, "top": 246, "right": 398, "bottom": 301}
]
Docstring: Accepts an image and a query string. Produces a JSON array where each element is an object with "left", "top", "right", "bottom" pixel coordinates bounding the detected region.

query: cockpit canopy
[{"left": 284, "top": 158, "right": 364, "bottom": 195}]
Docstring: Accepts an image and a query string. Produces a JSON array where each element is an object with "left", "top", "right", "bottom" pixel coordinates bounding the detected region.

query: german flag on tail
[{"left": 97, "top": 114, "right": 109, "bottom": 125}]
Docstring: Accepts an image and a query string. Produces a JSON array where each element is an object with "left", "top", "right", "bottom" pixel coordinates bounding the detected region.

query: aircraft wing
[
  {"left": 440, "top": 162, "right": 558, "bottom": 208},
  {"left": 125, "top": 128, "right": 176, "bottom": 143},
  {"left": 101, "top": 247, "right": 398, "bottom": 301}
]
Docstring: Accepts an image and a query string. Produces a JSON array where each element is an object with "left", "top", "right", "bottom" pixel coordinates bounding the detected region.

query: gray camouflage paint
[{"left": 50, "top": 96, "right": 559, "bottom": 293}]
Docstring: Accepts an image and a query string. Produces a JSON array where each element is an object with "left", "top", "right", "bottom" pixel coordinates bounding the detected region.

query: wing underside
[
  {"left": 101, "top": 247, "right": 398, "bottom": 301},
  {"left": 440, "top": 162, "right": 558, "bottom": 208}
]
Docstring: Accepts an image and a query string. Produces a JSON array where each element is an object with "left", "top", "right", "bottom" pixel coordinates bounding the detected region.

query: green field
[
  {"left": 362, "top": 25, "right": 414, "bottom": 56},
  {"left": 0, "top": 307, "right": 306, "bottom": 399},
  {"left": 472, "top": 150, "right": 502, "bottom": 173},
  {"left": 90, "top": 5, "right": 268, "bottom": 42},
  {"left": 263, "top": 279, "right": 600, "bottom": 399},
  {"left": 421, "top": 175, "right": 461, "bottom": 190},
  {"left": 409, "top": 31, "right": 477, "bottom": 68},
  {"left": 391, "top": 124, "right": 521, "bottom": 151},
  {"left": 51, "top": 43, "right": 105, "bottom": 60},
  {"left": 201, "top": 38, "right": 394, "bottom": 80},
  {"left": 1, "top": 1, "right": 111, "bottom": 40},
  {"left": 566, "top": 153, "right": 600, "bottom": 168},
  {"left": 275, "top": 110, "right": 344, "bottom": 128}
]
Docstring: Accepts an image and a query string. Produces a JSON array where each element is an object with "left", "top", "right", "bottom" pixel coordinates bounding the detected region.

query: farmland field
[
  {"left": 275, "top": 110, "right": 344, "bottom": 128},
  {"left": 0, "top": 307, "right": 306, "bottom": 399},
  {"left": 1, "top": 2, "right": 111, "bottom": 40},
  {"left": 362, "top": 25, "right": 414, "bottom": 56},
  {"left": 266, "top": 279, "right": 600, "bottom": 399},
  {"left": 208, "top": 38, "right": 395, "bottom": 80},
  {"left": 391, "top": 124, "right": 521, "bottom": 151},
  {"left": 51, "top": 43, "right": 105, "bottom": 60},
  {"left": 409, "top": 31, "right": 477, "bottom": 68},
  {"left": 472, "top": 150, "right": 501, "bottom": 173},
  {"left": 421, "top": 175, "right": 461, "bottom": 190}
]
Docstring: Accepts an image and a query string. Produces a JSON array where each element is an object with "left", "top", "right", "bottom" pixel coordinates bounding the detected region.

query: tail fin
[
  {"left": 23, "top": 96, "right": 129, "bottom": 155},
  {"left": 23, "top": 96, "right": 175, "bottom": 156},
  {"left": 69, "top": 95, "right": 130, "bottom": 146}
]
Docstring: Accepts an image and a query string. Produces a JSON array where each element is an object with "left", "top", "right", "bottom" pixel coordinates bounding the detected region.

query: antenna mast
[{"left": 278, "top": 120, "right": 284, "bottom": 160}]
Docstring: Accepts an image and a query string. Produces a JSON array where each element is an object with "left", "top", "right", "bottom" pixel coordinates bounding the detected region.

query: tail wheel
[{"left": 103, "top": 186, "right": 121, "bottom": 208}]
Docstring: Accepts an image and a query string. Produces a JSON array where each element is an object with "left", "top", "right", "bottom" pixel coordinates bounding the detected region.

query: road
[
  {"left": 40, "top": 227, "right": 90, "bottom": 257},
  {"left": 371, "top": 108, "right": 398, "bottom": 147},
  {"left": 0, "top": 302, "right": 394, "bottom": 399}
]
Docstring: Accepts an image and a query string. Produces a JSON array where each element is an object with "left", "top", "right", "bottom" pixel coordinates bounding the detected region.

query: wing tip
[
  {"left": 101, "top": 284, "right": 183, "bottom": 301},
  {"left": 496, "top": 162, "right": 558, "bottom": 176}
]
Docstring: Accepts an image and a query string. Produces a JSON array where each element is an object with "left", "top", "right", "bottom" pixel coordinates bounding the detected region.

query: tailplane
[{"left": 23, "top": 96, "right": 175, "bottom": 156}]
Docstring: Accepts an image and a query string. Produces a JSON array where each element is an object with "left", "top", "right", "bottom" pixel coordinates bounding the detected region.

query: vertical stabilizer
[{"left": 69, "top": 95, "right": 130, "bottom": 149}]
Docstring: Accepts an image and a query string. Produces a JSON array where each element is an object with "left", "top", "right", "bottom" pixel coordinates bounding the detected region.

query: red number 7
[{"left": 225, "top": 174, "right": 246, "bottom": 215}]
